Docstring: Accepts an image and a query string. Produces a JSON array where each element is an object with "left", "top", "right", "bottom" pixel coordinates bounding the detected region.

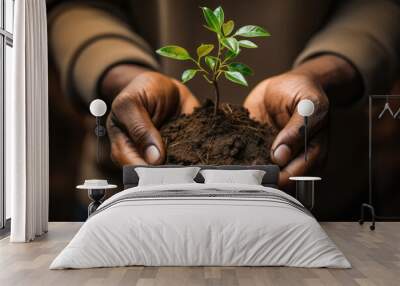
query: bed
[{"left": 50, "top": 165, "right": 350, "bottom": 269}]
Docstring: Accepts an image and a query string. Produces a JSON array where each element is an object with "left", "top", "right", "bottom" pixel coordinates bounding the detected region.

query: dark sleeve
[
  {"left": 295, "top": 0, "right": 400, "bottom": 94},
  {"left": 48, "top": 1, "right": 159, "bottom": 105}
]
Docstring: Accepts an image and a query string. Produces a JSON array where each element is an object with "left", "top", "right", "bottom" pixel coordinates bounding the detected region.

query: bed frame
[{"left": 123, "top": 165, "right": 280, "bottom": 189}]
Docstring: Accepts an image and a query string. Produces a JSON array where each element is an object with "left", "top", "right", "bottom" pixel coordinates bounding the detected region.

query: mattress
[{"left": 50, "top": 183, "right": 350, "bottom": 269}]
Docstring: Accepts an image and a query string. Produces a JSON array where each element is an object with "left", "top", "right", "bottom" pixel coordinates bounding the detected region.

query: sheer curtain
[{"left": 7, "top": 0, "right": 49, "bottom": 242}]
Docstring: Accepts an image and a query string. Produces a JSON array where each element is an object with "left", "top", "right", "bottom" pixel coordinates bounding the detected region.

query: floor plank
[{"left": 0, "top": 222, "right": 399, "bottom": 286}]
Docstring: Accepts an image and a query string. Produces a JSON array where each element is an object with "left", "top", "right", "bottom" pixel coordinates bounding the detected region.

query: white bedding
[{"left": 50, "top": 183, "right": 350, "bottom": 269}]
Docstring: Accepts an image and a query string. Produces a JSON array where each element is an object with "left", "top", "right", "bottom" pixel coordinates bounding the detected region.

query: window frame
[{"left": 0, "top": 0, "right": 14, "bottom": 232}]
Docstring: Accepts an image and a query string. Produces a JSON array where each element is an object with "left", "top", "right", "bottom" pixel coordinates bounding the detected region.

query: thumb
[
  {"left": 271, "top": 113, "right": 305, "bottom": 167},
  {"left": 271, "top": 99, "right": 327, "bottom": 167},
  {"left": 111, "top": 98, "right": 166, "bottom": 165}
]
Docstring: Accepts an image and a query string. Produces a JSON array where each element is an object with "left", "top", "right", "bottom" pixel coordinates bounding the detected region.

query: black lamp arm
[
  {"left": 304, "top": 116, "right": 308, "bottom": 161},
  {"left": 94, "top": 117, "right": 106, "bottom": 163}
]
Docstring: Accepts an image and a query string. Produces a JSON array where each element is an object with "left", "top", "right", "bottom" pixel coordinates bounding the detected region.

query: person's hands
[
  {"left": 104, "top": 69, "right": 199, "bottom": 166},
  {"left": 244, "top": 55, "right": 363, "bottom": 187},
  {"left": 244, "top": 72, "right": 329, "bottom": 186}
]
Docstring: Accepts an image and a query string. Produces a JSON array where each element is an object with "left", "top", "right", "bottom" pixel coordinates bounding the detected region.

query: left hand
[{"left": 244, "top": 72, "right": 329, "bottom": 187}]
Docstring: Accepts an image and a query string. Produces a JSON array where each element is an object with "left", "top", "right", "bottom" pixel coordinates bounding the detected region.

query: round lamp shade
[
  {"left": 297, "top": 99, "right": 315, "bottom": 117},
  {"left": 89, "top": 99, "right": 107, "bottom": 117}
]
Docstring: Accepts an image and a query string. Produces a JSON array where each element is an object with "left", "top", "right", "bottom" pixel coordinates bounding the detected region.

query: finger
[
  {"left": 271, "top": 100, "right": 328, "bottom": 167},
  {"left": 278, "top": 132, "right": 325, "bottom": 187},
  {"left": 107, "top": 116, "right": 147, "bottom": 167},
  {"left": 181, "top": 94, "right": 200, "bottom": 114},
  {"left": 111, "top": 129, "right": 147, "bottom": 166},
  {"left": 173, "top": 81, "right": 200, "bottom": 115},
  {"left": 111, "top": 94, "right": 166, "bottom": 165},
  {"left": 243, "top": 84, "right": 276, "bottom": 126}
]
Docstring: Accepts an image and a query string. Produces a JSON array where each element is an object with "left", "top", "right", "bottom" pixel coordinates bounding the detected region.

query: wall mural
[{"left": 46, "top": 1, "right": 400, "bottom": 222}]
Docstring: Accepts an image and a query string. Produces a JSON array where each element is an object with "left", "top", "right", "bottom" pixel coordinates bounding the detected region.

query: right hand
[
  {"left": 106, "top": 71, "right": 199, "bottom": 166},
  {"left": 244, "top": 72, "right": 329, "bottom": 187}
]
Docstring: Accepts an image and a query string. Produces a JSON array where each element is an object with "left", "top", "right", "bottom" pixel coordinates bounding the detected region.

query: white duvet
[{"left": 50, "top": 183, "right": 350, "bottom": 269}]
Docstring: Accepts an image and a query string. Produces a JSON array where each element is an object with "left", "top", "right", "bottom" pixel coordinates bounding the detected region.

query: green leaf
[
  {"left": 222, "top": 20, "right": 234, "bottom": 36},
  {"left": 224, "top": 71, "right": 248, "bottom": 86},
  {"left": 201, "top": 7, "right": 220, "bottom": 32},
  {"left": 228, "top": 62, "right": 253, "bottom": 76},
  {"left": 197, "top": 44, "right": 214, "bottom": 58},
  {"left": 213, "top": 6, "right": 224, "bottom": 27},
  {"left": 221, "top": 37, "right": 239, "bottom": 54},
  {"left": 181, "top": 69, "right": 198, "bottom": 83},
  {"left": 225, "top": 49, "right": 238, "bottom": 60},
  {"left": 156, "top": 45, "right": 191, "bottom": 60},
  {"left": 203, "top": 25, "right": 215, "bottom": 32},
  {"left": 205, "top": 56, "right": 217, "bottom": 70},
  {"left": 234, "top": 25, "right": 270, "bottom": 37},
  {"left": 238, "top": 39, "right": 257, "bottom": 48}
]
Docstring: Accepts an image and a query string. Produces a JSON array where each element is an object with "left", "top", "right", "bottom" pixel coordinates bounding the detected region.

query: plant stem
[
  {"left": 212, "top": 80, "right": 220, "bottom": 116},
  {"left": 210, "top": 35, "right": 223, "bottom": 116},
  {"left": 190, "top": 58, "right": 209, "bottom": 74}
]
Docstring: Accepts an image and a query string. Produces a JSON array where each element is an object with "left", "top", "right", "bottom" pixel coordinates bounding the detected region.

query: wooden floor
[{"left": 0, "top": 222, "right": 399, "bottom": 286}]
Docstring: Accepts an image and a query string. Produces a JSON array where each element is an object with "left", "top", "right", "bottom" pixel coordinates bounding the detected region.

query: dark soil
[{"left": 160, "top": 100, "right": 278, "bottom": 165}]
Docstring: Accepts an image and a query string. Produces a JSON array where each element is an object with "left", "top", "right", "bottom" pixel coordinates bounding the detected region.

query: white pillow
[
  {"left": 200, "top": 169, "right": 266, "bottom": 185},
  {"left": 135, "top": 167, "right": 201, "bottom": 186}
]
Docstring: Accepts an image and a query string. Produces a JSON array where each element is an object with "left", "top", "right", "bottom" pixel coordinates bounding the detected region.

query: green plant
[{"left": 156, "top": 6, "right": 270, "bottom": 115}]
